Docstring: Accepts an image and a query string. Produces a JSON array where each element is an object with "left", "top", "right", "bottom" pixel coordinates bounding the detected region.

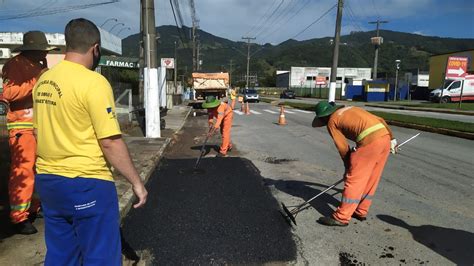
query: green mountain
[{"left": 122, "top": 26, "right": 474, "bottom": 86}]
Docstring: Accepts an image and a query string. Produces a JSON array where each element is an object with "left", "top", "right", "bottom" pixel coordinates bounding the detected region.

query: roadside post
[{"left": 440, "top": 56, "right": 468, "bottom": 104}]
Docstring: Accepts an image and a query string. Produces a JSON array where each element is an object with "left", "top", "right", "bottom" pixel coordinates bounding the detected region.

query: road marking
[
  {"left": 263, "top": 109, "right": 278, "bottom": 114},
  {"left": 250, "top": 110, "right": 262, "bottom": 115},
  {"left": 294, "top": 109, "right": 312, "bottom": 114},
  {"left": 234, "top": 110, "right": 244, "bottom": 115},
  {"left": 284, "top": 110, "right": 295, "bottom": 114}
]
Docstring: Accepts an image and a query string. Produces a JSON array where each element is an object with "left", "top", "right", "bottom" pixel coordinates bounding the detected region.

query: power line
[
  {"left": 370, "top": 0, "right": 381, "bottom": 19},
  {"left": 291, "top": 3, "right": 337, "bottom": 40},
  {"left": 244, "top": 0, "right": 278, "bottom": 37},
  {"left": 344, "top": 2, "right": 363, "bottom": 32},
  {"left": 250, "top": 0, "right": 285, "bottom": 38},
  {"left": 260, "top": 0, "right": 311, "bottom": 43},
  {"left": 0, "top": 1, "right": 118, "bottom": 21},
  {"left": 253, "top": 0, "right": 294, "bottom": 38},
  {"left": 170, "top": 0, "right": 187, "bottom": 47}
]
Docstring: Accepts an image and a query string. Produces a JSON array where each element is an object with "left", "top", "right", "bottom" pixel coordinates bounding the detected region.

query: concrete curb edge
[{"left": 385, "top": 120, "right": 474, "bottom": 140}]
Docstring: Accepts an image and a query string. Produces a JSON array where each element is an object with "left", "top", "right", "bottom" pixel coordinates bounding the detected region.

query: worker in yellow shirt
[
  {"left": 33, "top": 18, "right": 147, "bottom": 265},
  {"left": 312, "top": 101, "right": 397, "bottom": 226}
]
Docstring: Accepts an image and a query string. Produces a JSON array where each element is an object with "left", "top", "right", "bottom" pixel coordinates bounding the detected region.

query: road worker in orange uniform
[
  {"left": 312, "top": 101, "right": 397, "bottom": 226},
  {"left": 2, "top": 31, "right": 58, "bottom": 234},
  {"left": 203, "top": 96, "right": 233, "bottom": 157}
]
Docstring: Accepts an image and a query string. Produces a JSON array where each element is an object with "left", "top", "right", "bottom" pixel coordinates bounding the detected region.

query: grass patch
[
  {"left": 281, "top": 101, "right": 315, "bottom": 111},
  {"left": 381, "top": 102, "right": 474, "bottom": 111},
  {"left": 370, "top": 111, "right": 474, "bottom": 133}
]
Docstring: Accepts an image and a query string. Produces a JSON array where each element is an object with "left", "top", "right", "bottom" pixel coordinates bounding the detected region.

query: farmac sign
[{"left": 99, "top": 56, "right": 139, "bottom": 69}]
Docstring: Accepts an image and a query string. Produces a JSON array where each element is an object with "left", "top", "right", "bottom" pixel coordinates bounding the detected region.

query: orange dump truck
[{"left": 192, "top": 72, "right": 229, "bottom": 106}]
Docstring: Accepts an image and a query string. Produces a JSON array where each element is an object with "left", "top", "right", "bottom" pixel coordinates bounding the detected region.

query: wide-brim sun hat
[
  {"left": 314, "top": 101, "right": 337, "bottom": 118},
  {"left": 202, "top": 96, "right": 220, "bottom": 109},
  {"left": 13, "top": 31, "right": 60, "bottom": 52}
]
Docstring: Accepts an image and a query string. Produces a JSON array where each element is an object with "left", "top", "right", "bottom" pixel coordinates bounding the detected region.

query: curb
[{"left": 365, "top": 104, "right": 474, "bottom": 116}]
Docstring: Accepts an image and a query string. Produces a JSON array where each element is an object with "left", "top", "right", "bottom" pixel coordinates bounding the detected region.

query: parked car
[
  {"left": 280, "top": 89, "right": 295, "bottom": 99},
  {"left": 241, "top": 88, "right": 260, "bottom": 103}
]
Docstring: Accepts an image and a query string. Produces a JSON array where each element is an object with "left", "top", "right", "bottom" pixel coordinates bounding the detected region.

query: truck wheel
[{"left": 440, "top": 96, "right": 451, "bottom": 103}]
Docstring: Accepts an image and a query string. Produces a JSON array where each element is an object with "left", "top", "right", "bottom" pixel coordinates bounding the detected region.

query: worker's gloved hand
[{"left": 390, "top": 139, "right": 398, "bottom": 154}]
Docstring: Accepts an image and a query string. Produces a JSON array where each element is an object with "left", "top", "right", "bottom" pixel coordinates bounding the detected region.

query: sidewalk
[{"left": 0, "top": 105, "right": 191, "bottom": 266}]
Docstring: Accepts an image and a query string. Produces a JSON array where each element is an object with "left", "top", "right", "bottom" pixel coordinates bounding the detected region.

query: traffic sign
[{"left": 445, "top": 56, "right": 468, "bottom": 79}]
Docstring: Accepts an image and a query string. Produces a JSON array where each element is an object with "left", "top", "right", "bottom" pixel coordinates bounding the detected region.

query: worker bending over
[
  {"left": 312, "top": 101, "right": 397, "bottom": 226},
  {"left": 203, "top": 96, "right": 233, "bottom": 157}
]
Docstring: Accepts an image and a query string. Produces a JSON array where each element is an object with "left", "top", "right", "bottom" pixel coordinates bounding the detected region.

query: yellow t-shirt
[{"left": 33, "top": 60, "right": 121, "bottom": 181}]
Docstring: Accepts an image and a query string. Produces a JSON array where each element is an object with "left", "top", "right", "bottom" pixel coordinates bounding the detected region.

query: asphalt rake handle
[
  {"left": 194, "top": 128, "right": 212, "bottom": 170},
  {"left": 281, "top": 178, "right": 344, "bottom": 226}
]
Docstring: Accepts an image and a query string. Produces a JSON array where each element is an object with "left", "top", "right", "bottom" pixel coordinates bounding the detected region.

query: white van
[{"left": 430, "top": 75, "right": 474, "bottom": 103}]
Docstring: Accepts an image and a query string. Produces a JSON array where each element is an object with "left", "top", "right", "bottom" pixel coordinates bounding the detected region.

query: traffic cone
[
  {"left": 278, "top": 105, "right": 287, "bottom": 125},
  {"left": 245, "top": 102, "right": 251, "bottom": 115}
]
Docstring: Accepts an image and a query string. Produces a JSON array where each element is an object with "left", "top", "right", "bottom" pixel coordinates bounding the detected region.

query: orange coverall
[
  {"left": 208, "top": 102, "right": 234, "bottom": 155},
  {"left": 2, "top": 54, "right": 44, "bottom": 223},
  {"left": 327, "top": 106, "right": 393, "bottom": 224}
]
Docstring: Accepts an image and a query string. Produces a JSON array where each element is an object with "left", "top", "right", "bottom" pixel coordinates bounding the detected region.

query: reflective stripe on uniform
[
  {"left": 341, "top": 197, "right": 360, "bottom": 204},
  {"left": 7, "top": 122, "right": 34, "bottom": 130},
  {"left": 10, "top": 201, "right": 31, "bottom": 211},
  {"left": 356, "top": 123, "right": 385, "bottom": 142}
]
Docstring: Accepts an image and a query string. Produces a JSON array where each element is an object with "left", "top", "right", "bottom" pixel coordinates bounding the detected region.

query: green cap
[
  {"left": 202, "top": 96, "right": 220, "bottom": 109},
  {"left": 314, "top": 101, "right": 337, "bottom": 118}
]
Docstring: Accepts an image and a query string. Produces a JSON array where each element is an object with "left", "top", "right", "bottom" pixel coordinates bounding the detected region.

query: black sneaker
[
  {"left": 317, "top": 216, "right": 348, "bottom": 227},
  {"left": 215, "top": 153, "right": 228, "bottom": 157},
  {"left": 352, "top": 213, "right": 367, "bottom": 221},
  {"left": 15, "top": 220, "right": 38, "bottom": 235}
]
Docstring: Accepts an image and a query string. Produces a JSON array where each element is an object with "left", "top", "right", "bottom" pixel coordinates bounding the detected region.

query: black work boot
[
  {"left": 317, "top": 216, "right": 348, "bottom": 227},
  {"left": 352, "top": 213, "right": 367, "bottom": 221},
  {"left": 15, "top": 220, "right": 38, "bottom": 235}
]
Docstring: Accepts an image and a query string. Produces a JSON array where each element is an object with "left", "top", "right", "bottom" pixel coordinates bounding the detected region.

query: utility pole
[
  {"left": 369, "top": 19, "right": 388, "bottom": 80},
  {"left": 329, "top": 0, "right": 344, "bottom": 103},
  {"left": 242, "top": 36, "right": 256, "bottom": 89},
  {"left": 196, "top": 41, "right": 201, "bottom": 71},
  {"left": 229, "top": 59, "right": 233, "bottom": 87},
  {"left": 141, "top": 0, "right": 160, "bottom": 137},
  {"left": 138, "top": 3, "right": 145, "bottom": 107},
  {"left": 174, "top": 41, "right": 178, "bottom": 94}
]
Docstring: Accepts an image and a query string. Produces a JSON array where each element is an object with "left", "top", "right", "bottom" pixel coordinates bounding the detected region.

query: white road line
[
  {"left": 294, "top": 109, "right": 312, "bottom": 114},
  {"left": 263, "top": 109, "right": 278, "bottom": 114},
  {"left": 234, "top": 110, "right": 244, "bottom": 115},
  {"left": 250, "top": 110, "right": 262, "bottom": 115},
  {"left": 284, "top": 110, "right": 295, "bottom": 114}
]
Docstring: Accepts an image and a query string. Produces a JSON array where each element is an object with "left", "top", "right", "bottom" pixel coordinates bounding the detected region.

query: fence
[{"left": 257, "top": 86, "right": 344, "bottom": 100}]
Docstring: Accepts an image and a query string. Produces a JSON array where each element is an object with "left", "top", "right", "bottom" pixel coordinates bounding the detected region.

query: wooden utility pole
[
  {"left": 242, "top": 36, "right": 256, "bottom": 89},
  {"left": 329, "top": 0, "right": 344, "bottom": 102},
  {"left": 229, "top": 59, "right": 233, "bottom": 87},
  {"left": 174, "top": 41, "right": 178, "bottom": 93},
  {"left": 369, "top": 19, "right": 388, "bottom": 80}
]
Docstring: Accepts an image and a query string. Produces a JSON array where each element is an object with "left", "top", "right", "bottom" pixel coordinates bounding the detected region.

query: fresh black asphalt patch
[{"left": 122, "top": 157, "right": 297, "bottom": 264}]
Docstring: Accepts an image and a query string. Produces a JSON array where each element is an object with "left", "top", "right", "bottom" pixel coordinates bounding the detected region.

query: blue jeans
[{"left": 35, "top": 174, "right": 121, "bottom": 266}]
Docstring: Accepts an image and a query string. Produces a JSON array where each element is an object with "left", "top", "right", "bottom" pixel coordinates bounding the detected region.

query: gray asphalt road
[
  {"left": 231, "top": 102, "right": 474, "bottom": 265},
  {"left": 270, "top": 97, "right": 474, "bottom": 123}
]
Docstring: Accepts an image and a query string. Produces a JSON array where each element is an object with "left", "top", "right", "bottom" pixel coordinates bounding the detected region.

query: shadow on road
[
  {"left": 377, "top": 214, "right": 474, "bottom": 265},
  {"left": 265, "top": 178, "right": 342, "bottom": 217},
  {"left": 122, "top": 157, "right": 297, "bottom": 264}
]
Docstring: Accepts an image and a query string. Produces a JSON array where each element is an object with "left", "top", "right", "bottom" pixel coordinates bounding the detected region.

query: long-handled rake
[
  {"left": 281, "top": 178, "right": 344, "bottom": 226},
  {"left": 193, "top": 128, "right": 212, "bottom": 173}
]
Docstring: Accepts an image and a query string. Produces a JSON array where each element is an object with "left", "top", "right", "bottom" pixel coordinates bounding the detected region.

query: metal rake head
[{"left": 281, "top": 202, "right": 297, "bottom": 226}]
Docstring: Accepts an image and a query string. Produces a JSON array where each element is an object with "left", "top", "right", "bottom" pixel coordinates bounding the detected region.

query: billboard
[{"left": 445, "top": 56, "right": 468, "bottom": 79}]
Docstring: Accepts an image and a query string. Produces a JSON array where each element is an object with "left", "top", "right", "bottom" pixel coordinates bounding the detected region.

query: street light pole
[
  {"left": 110, "top": 22, "right": 125, "bottom": 33},
  {"left": 394, "top": 59, "right": 401, "bottom": 101},
  {"left": 100, "top": 18, "right": 117, "bottom": 28}
]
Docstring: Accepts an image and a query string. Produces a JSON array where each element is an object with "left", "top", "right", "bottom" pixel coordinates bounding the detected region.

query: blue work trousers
[{"left": 36, "top": 174, "right": 121, "bottom": 266}]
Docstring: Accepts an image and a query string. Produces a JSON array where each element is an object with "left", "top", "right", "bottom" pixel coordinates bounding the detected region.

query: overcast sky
[{"left": 1, "top": 0, "right": 473, "bottom": 44}]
